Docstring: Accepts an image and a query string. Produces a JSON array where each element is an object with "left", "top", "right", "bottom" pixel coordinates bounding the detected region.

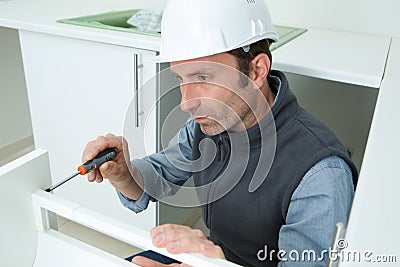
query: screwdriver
[{"left": 45, "top": 147, "right": 117, "bottom": 192}]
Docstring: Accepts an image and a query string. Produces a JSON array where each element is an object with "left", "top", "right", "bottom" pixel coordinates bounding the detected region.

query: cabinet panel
[
  {"left": 285, "top": 73, "right": 378, "bottom": 171},
  {"left": 0, "top": 149, "right": 52, "bottom": 267},
  {"left": 19, "top": 30, "right": 156, "bottom": 230}
]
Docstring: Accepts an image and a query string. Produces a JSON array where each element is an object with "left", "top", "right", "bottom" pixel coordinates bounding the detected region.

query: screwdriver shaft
[
  {"left": 45, "top": 171, "right": 80, "bottom": 192},
  {"left": 44, "top": 148, "right": 117, "bottom": 192}
]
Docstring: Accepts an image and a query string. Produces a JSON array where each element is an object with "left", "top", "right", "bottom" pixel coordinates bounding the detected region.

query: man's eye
[{"left": 198, "top": 75, "right": 209, "bottom": 81}]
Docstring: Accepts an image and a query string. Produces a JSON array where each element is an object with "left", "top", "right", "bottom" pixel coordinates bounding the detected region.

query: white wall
[
  {"left": 266, "top": 0, "right": 400, "bottom": 37},
  {"left": 0, "top": 27, "right": 33, "bottom": 162},
  {"left": 263, "top": 0, "right": 394, "bottom": 170}
]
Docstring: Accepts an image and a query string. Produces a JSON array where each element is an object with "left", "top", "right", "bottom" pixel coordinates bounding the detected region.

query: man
[{"left": 82, "top": 0, "right": 357, "bottom": 266}]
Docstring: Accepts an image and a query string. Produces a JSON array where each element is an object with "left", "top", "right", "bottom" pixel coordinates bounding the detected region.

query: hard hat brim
[{"left": 152, "top": 32, "right": 279, "bottom": 63}]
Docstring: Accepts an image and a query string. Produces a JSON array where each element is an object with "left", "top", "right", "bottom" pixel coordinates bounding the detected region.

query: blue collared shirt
[{"left": 117, "top": 75, "right": 354, "bottom": 266}]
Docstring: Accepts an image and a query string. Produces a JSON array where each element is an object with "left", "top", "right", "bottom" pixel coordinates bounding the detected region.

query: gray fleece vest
[{"left": 192, "top": 70, "right": 358, "bottom": 267}]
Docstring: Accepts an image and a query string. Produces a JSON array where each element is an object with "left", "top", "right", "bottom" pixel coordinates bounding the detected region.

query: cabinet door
[{"left": 19, "top": 30, "right": 157, "bottom": 230}]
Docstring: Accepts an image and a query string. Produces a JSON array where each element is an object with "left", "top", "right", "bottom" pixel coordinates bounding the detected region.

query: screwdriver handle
[{"left": 78, "top": 147, "right": 117, "bottom": 175}]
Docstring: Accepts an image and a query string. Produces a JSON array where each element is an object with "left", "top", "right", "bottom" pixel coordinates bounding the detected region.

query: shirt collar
[{"left": 269, "top": 74, "right": 282, "bottom": 107}]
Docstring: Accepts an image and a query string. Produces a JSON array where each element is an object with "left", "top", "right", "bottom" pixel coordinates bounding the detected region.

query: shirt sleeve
[
  {"left": 117, "top": 118, "right": 196, "bottom": 213},
  {"left": 277, "top": 156, "right": 355, "bottom": 267}
]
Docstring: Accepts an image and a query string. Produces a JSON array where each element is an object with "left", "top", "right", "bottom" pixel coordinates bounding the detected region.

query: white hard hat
[{"left": 155, "top": 0, "right": 279, "bottom": 62}]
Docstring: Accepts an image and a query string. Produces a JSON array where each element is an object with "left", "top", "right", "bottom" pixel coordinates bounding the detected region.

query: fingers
[
  {"left": 83, "top": 134, "right": 133, "bottom": 184},
  {"left": 165, "top": 237, "right": 209, "bottom": 254},
  {"left": 82, "top": 134, "right": 122, "bottom": 162},
  {"left": 165, "top": 236, "right": 224, "bottom": 258},
  {"left": 151, "top": 224, "right": 202, "bottom": 238},
  {"left": 200, "top": 242, "right": 226, "bottom": 259},
  {"left": 149, "top": 224, "right": 225, "bottom": 259},
  {"left": 151, "top": 224, "right": 206, "bottom": 246},
  {"left": 136, "top": 224, "right": 225, "bottom": 266},
  {"left": 87, "top": 168, "right": 101, "bottom": 182},
  {"left": 87, "top": 168, "right": 104, "bottom": 183}
]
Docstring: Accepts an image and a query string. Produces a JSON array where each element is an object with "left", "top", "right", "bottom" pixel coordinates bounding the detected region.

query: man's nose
[{"left": 180, "top": 84, "right": 201, "bottom": 113}]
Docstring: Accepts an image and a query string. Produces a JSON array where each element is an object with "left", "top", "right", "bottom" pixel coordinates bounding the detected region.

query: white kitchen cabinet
[
  {"left": 19, "top": 30, "right": 162, "bottom": 230},
  {"left": 0, "top": 149, "right": 240, "bottom": 267}
]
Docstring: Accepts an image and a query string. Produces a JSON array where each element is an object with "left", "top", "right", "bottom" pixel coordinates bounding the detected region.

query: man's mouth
[{"left": 194, "top": 117, "right": 208, "bottom": 123}]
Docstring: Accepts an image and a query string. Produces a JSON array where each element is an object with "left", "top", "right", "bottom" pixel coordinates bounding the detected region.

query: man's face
[{"left": 171, "top": 53, "right": 256, "bottom": 136}]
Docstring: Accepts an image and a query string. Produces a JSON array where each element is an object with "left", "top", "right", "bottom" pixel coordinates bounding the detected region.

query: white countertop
[
  {"left": 0, "top": 0, "right": 162, "bottom": 51},
  {"left": 272, "top": 28, "right": 391, "bottom": 88},
  {"left": 0, "top": 0, "right": 392, "bottom": 88}
]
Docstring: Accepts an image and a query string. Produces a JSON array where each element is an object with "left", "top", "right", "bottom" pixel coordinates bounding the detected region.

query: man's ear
[{"left": 250, "top": 53, "right": 271, "bottom": 89}]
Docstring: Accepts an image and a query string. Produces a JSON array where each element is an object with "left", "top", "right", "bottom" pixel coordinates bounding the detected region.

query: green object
[
  {"left": 346, "top": 147, "right": 354, "bottom": 159},
  {"left": 57, "top": 9, "right": 306, "bottom": 47},
  {"left": 57, "top": 9, "right": 161, "bottom": 37},
  {"left": 271, "top": 25, "right": 307, "bottom": 51}
]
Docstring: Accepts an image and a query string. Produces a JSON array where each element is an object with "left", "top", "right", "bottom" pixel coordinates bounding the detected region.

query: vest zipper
[{"left": 217, "top": 136, "right": 223, "bottom": 161}]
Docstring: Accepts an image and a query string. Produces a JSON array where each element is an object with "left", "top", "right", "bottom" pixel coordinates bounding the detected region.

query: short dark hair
[{"left": 227, "top": 39, "right": 272, "bottom": 86}]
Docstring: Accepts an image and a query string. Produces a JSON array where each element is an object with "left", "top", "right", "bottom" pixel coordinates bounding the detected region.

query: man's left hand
[{"left": 131, "top": 224, "right": 225, "bottom": 266}]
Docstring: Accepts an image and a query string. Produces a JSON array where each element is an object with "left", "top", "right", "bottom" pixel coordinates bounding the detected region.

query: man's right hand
[{"left": 82, "top": 133, "right": 143, "bottom": 200}]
